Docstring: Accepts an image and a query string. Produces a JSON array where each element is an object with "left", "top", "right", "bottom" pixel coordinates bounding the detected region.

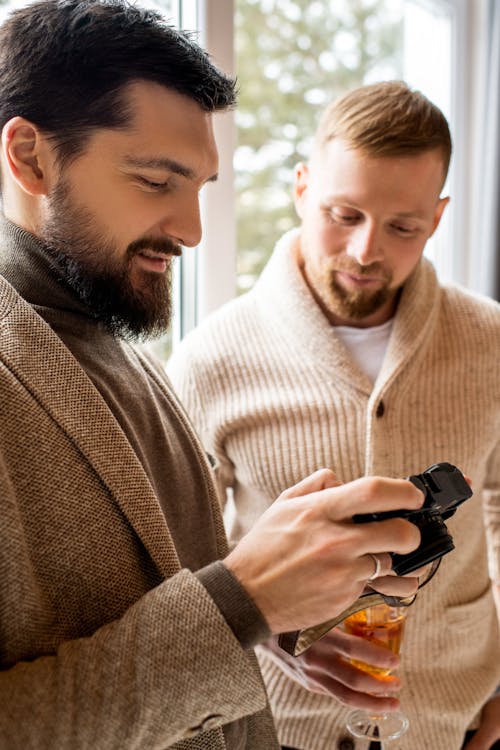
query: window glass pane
[
  {"left": 402, "top": 0, "right": 453, "bottom": 278},
  {"left": 129, "top": 0, "right": 178, "bottom": 22},
  {"left": 0, "top": 0, "right": 37, "bottom": 18}
]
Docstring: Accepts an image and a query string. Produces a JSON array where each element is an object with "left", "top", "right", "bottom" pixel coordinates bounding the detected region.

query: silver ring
[{"left": 366, "top": 553, "right": 382, "bottom": 581}]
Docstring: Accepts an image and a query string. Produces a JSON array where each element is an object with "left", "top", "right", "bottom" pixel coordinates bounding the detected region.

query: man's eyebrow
[
  {"left": 123, "top": 155, "right": 218, "bottom": 183},
  {"left": 322, "top": 196, "right": 427, "bottom": 220},
  {"left": 393, "top": 210, "right": 427, "bottom": 219}
]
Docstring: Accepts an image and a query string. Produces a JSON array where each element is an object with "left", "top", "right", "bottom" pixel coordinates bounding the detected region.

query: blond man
[{"left": 169, "top": 82, "right": 500, "bottom": 750}]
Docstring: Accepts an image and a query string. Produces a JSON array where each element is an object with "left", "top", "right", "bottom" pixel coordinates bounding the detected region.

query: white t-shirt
[{"left": 335, "top": 318, "right": 394, "bottom": 383}]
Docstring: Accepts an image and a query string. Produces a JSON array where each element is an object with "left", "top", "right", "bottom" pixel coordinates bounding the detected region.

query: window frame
[{"left": 176, "top": 0, "right": 237, "bottom": 344}]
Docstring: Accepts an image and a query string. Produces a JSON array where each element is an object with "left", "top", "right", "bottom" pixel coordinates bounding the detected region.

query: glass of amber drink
[{"left": 344, "top": 603, "right": 409, "bottom": 742}]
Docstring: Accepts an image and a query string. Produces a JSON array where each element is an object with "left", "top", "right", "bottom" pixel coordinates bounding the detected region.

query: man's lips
[
  {"left": 335, "top": 270, "right": 385, "bottom": 288},
  {"left": 134, "top": 248, "right": 180, "bottom": 273}
]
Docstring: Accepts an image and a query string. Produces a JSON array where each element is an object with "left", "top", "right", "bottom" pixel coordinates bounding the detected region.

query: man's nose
[
  {"left": 160, "top": 194, "right": 202, "bottom": 249},
  {"left": 346, "top": 222, "right": 384, "bottom": 265}
]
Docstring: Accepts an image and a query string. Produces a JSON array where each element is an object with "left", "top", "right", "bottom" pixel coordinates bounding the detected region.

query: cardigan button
[
  {"left": 375, "top": 400, "right": 385, "bottom": 418},
  {"left": 338, "top": 737, "right": 355, "bottom": 750}
]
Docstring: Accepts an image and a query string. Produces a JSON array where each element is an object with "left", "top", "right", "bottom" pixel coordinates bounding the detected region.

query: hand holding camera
[
  {"left": 353, "top": 462, "right": 473, "bottom": 575},
  {"left": 278, "top": 462, "right": 472, "bottom": 656}
]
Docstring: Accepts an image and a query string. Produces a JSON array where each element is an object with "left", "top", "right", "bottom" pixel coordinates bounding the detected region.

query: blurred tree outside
[{"left": 235, "top": 0, "right": 405, "bottom": 294}]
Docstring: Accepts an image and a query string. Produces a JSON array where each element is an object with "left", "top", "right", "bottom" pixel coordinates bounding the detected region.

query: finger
[
  {"left": 280, "top": 468, "right": 341, "bottom": 500},
  {"left": 330, "top": 684, "right": 400, "bottom": 711},
  {"left": 363, "top": 552, "right": 393, "bottom": 581},
  {"left": 311, "top": 655, "right": 402, "bottom": 705},
  {"left": 270, "top": 660, "right": 401, "bottom": 711},
  {"left": 367, "top": 574, "right": 419, "bottom": 598},
  {"left": 461, "top": 730, "right": 493, "bottom": 750},
  {"left": 355, "top": 516, "right": 422, "bottom": 557},
  {"left": 462, "top": 699, "right": 500, "bottom": 750},
  {"left": 322, "top": 628, "right": 400, "bottom": 672},
  {"left": 406, "top": 563, "right": 432, "bottom": 578},
  {"left": 319, "top": 677, "right": 401, "bottom": 711},
  {"left": 320, "top": 476, "right": 425, "bottom": 521},
  {"left": 296, "top": 669, "right": 402, "bottom": 710}
]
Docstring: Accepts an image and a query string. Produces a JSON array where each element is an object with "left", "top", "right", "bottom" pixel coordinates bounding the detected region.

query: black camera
[{"left": 353, "top": 462, "right": 473, "bottom": 575}]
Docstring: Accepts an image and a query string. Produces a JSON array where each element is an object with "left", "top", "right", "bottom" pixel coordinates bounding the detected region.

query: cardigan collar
[
  {"left": 253, "top": 228, "right": 442, "bottom": 396},
  {"left": 0, "top": 215, "right": 183, "bottom": 578}
]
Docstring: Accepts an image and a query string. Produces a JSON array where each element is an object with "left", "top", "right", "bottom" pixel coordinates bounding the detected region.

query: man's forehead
[
  {"left": 74, "top": 82, "right": 219, "bottom": 182},
  {"left": 311, "top": 139, "right": 445, "bottom": 186}
]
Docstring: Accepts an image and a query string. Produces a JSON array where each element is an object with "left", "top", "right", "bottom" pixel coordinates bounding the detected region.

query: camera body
[{"left": 353, "top": 462, "right": 473, "bottom": 575}]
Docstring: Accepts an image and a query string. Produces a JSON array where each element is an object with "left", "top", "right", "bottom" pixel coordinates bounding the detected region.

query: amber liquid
[{"left": 343, "top": 605, "right": 406, "bottom": 682}]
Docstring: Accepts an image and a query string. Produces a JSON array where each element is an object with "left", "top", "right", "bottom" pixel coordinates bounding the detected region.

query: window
[{"left": 0, "top": 0, "right": 480, "bottom": 351}]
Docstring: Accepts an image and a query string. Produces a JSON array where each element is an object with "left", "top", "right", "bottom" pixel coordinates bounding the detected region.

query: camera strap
[{"left": 278, "top": 559, "right": 441, "bottom": 657}]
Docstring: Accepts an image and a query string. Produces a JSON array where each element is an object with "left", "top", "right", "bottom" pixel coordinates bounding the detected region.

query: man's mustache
[
  {"left": 332, "top": 259, "right": 389, "bottom": 279},
  {"left": 127, "top": 236, "right": 183, "bottom": 257}
]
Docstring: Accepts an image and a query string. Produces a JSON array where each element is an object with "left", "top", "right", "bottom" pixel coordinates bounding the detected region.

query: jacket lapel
[{"left": 0, "top": 275, "right": 180, "bottom": 578}]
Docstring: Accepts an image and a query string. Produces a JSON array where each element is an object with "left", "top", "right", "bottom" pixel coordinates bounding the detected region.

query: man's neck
[{"left": 1, "top": 188, "right": 45, "bottom": 238}]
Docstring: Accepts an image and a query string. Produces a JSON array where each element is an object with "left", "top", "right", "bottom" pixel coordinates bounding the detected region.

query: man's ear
[
  {"left": 293, "top": 161, "right": 310, "bottom": 219},
  {"left": 1, "top": 116, "right": 53, "bottom": 196},
  {"left": 430, "top": 195, "right": 450, "bottom": 236}
]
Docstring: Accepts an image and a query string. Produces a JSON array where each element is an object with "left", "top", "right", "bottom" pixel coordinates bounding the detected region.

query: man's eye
[
  {"left": 330, "top": 210, "right": 358, "bottom": 224},
  {"left": 392, "top": 224, "right": 415, "bottom": 234},
  {"left": 139, "top": 176, "right": 171, "bottom": 191}
]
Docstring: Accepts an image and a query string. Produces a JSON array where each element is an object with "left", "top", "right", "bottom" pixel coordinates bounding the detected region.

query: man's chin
[
  {"left": 91, "top": 285, "right": 172, "bottom": 340},
  {"left": 331, "top": 294, "right": 388, "bottom": 321}
]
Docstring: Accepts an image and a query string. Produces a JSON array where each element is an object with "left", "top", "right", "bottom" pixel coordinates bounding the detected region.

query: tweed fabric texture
[
  {"left": 0, "top": 255, "right": 278, "bottom": 749},
  {"left": 168, "top": 229, "right": 500, "bottom": 750}
]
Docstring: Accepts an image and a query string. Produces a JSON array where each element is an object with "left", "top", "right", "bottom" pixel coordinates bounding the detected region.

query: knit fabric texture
[{"left": 168, "top": 228, "right": 500, "bottom": 750}]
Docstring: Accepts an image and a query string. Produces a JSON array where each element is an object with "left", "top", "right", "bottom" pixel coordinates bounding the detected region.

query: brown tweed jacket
[{"left": 0, "top": 273, "right": 278, "bottom": 749}]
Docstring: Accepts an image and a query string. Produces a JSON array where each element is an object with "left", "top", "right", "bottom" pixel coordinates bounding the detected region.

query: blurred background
[{"left": 1, "top": 0, "right": 497, "bottom": 358}]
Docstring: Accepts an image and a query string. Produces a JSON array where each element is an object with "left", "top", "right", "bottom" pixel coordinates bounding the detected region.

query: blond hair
[{"left": 314, "top": 81, "right": 452, "bottom": 182}]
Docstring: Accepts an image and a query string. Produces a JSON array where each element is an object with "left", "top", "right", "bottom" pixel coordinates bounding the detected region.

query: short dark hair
[
  {"left": 0, "top": 0, "right": 237, "bottom": 167},
  {"left": 314, "top": 81, "right": 452, "bottom": 186}
]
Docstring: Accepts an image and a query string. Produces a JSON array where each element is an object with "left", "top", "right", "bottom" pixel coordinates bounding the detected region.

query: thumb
[
  {"left": 462, "top": 728, "right": 495, "bottom": 750},
  {"left": 280, "top": 468, "right": 341, "bottom": 499}
]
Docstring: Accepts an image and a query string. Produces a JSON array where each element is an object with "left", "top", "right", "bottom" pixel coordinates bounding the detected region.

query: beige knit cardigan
[{"left": 168, "top": 229, "right": 500, "bottom": 750}]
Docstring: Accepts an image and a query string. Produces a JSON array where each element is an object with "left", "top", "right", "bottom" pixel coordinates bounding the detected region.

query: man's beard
[
  {"left": 312, "top": 258, "right": 394, "bottom": 322},
  {"left": 42, "top": 179, "right": 180, "bottom": 341}
]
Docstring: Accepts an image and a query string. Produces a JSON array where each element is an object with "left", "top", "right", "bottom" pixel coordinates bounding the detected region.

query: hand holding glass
[{"left": 344, "top": 603, "right": 409, "bottom": 742}]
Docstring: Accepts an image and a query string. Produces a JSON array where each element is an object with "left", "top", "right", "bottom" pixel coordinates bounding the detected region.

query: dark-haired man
[
  {"left": 0, "top": 3, "right": 424, "bottom": 749},
  {"left": 168, "top": 81, "right": 500, "bottom": 750}
]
